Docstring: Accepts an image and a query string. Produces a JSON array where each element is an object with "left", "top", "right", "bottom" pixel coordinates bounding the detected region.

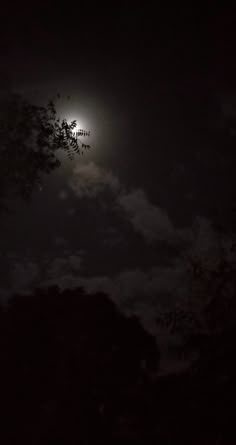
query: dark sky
[{"left": 1, "top": 4, "right": 236, "bottom": 370}]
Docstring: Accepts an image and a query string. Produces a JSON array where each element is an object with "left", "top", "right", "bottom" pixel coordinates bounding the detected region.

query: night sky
[{"left": 1, "top": 4, "right": 236, "bottom": 371}]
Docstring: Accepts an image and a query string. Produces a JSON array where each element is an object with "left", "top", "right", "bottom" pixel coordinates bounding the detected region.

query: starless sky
[{"left": 1, "top": 4, "right": 236, "bottom": 369}]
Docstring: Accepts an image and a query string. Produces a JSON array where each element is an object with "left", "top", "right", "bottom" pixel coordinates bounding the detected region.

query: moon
[
  {"left": 55, "top": 110, "right": 93, "bottom": 172},
  {"left": 65, "top": 114, "right": 91, "bottom": 134},
  {"left": 54, "top": 92, "right": 116, "bottom": 166}
]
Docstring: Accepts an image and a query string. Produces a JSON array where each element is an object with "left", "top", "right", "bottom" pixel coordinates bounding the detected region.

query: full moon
[
  {"left": 65, "top": 114, "right": 91, "bottom": 134},
  {"left": 55, "top": 108, "right": 94, "bottom": 172},
  {"left": 53, "top": 92, "right": 116, "bottom": 165}
]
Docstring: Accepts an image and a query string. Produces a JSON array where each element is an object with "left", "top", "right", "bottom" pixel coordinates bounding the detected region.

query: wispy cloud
[
  {"left": 68, "top": 161, "right": 190, "bottom": 246},
  {"left": 69, "top": 161, "right": 120, "bottom": 198},
  {"left": 118, "top": 188, "right": 176, "bottom": 244}
]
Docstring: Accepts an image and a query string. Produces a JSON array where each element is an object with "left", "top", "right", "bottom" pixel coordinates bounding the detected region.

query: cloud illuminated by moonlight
[{"left": 69, "top": 161, "right": 120, "bottom": 198}]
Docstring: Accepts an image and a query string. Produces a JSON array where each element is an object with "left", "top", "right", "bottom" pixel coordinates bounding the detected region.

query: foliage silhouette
[
  {"left": 156, "top": 228, "right": 236, "bottom": 348},
  {"left": 0, "top": 91, "right": 90, "bottom": 212}
]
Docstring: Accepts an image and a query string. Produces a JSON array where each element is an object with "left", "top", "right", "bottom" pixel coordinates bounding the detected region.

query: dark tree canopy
[
  {"left": 0, "top": 285, "right": 159, "bottom": 444},
  {"left": 1, "top": 284, "right": 236, "bottom": 444}
]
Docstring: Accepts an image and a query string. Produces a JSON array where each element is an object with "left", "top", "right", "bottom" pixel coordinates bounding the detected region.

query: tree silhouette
[
  {"left": 156, "top": 227, "right": 236, "bottom": 374},
  {"left": 0, "top": 286, "right": 159, "bottom": 444},
  {"left": 0, "top": 90, "right": 90, "bottom": 212},
  {"left": 1, "top": 266, "right": 236, "bottom": 444}
]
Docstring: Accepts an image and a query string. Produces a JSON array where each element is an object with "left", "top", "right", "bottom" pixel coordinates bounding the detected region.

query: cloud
[
  {"left": 118, "top": 189, "right": 178, "bottom": 244},
  {"left": 69, "top": 161, "right": 120, "bottom": 198},
  {"left": 47, "top": 254, "right": 83, "bottom": 279},
  {"left": 67, "top": 161, "right": 191, "bottom": 247},
  {"left": 79, "top": 275, "right": 116, "bottom": 296},
  {"left": 58, "top": 189, "right": 68, "bottom": 200},
  {"left": 54, "top": 236, "right": 68, "bottom": 247},
  {"left": 53, "top": 262, "right": 188, "bottom": 321},
  {"left": 5, "top": 214, "right": 228, "bottom": 311},
  {"left": 9, "top": 261, "right": 40, "bottom": 291}
]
